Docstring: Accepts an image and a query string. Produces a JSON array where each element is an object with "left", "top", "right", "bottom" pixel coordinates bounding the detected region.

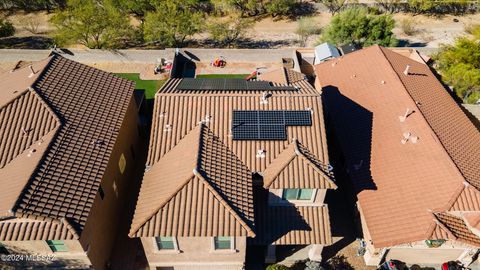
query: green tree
[
  {"left": 265, "top": 0, "right": 296, "bottom": 17},
  {"left": 0, "top": 19, "right": 15, "bottom": 38},
  {"left": 50, "top": 0, "right": 133, "bottom": 49},
  {"left": 320, "top": 7, "right": 397, "bottom": 47},
  {"left": 317, "top": 0, "right": 348, "bottom": 15},
  {"left": 207, "top": 15, "right": 253, "bottom": 47},
  {"left": 434, "top": 31, "right": 480, "bottom": 104},
  {"left": 116, "top": 0, "right": 154, "bottom": 17},
  {"left": 295, "top": 17, "right": 322, "bottom": 46},
  {"left": 406, "top": 0, "right": 434, "bottom": 15},
  {"left": 143, "top": 0, "right": 203, "bottom": 47},
  {"left": 374, "top": 0, "right": 401, "bottom": 13}
]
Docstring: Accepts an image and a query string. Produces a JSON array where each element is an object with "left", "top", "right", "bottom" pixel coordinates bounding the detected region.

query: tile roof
[
  {"left": 258, "top": 68, "right": 307, "bottom": 85},
  {"left": 131, "top": 75, "right": 333, "bottom": 245},
  {"left": 263, "top": 139, "right": 336, "bottom": 189},
  {"left": 0, "top": 54, "right": 135, "bottom": 239},
  {"left": 130, "top": 124, "right": 255, "bottom": 237},
  {"left": 315, "top": 45, "right": 480, "bottom": 248},
  {"left": 249, "top": 187, "right": 332, "bottom": 245},
  {"left": 435, "top": 212, "right": 480, "bottom": 246}
]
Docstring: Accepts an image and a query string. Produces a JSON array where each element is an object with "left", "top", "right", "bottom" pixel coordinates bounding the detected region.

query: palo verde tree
[
  {"left": 143, "top": 0, "right": 203, "bottom": 47},
  {"left": 320, "top": 7, "right": 397, "bottom": 47},
  {"left": 434, "top": 27, "right": 480, "bottom": 104},
  {"left": 50, "top": 0, "right": 133, "bottom": 49}
]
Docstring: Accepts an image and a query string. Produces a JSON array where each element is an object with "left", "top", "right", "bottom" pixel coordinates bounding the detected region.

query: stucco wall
[
  {"left": 80, "top": 95, "right": 140, "bottom": 270},
  {"left": 142, "top": 237, "right": 246, "bottom": 269},
  {"left": 2, "top": 240, "right": 91, "bottom": 267}
]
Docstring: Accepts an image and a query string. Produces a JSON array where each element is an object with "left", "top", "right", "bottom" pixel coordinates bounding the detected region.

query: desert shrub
[
  {"left": 22, "top": 16, "right": 41, "bottom": 34},
  {"left": 266, "top": 264, "right": 290, "bottom": 270},
  {"left": 0, "top": 19, "right": 15, "bottom": 38},
  {"left": 400, "top": 18, "right": 417, "bottom": 35},
  {"left": 207, "top": 15, "right": 253, "bottom": 46},
  {"left": 295, "top": 16, "right": 322, "bottom": 46}
]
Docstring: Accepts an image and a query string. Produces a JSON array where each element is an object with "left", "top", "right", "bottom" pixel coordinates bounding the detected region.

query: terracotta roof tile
[
  {"left": 131, "top": 75, "right": 332, "bottom": 245},
  {"left": 0, "top": 54, "right": 135, "bottom": 239},
  {"left": 263, "top": 139, "right": 336, "bottom": 189},
  {"left": 130, "top": 124, "right": 254, "bottom": 237},
  {"left": 435, "top": 212, "right": 480, "bottom": 246},
  {"left": 249, "top": 187, "right": 332, "bottom": 245},
  {"left": 315, "top": 45, "right": 477, "bottom": 248}
]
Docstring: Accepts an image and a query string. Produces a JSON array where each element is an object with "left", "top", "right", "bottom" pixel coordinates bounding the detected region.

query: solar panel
[
  {"left": 177, "top": 78, "right": 298, "bottom": 91},
  {"left": 232, "top": 110, "right": 312, "bottom": 140}
]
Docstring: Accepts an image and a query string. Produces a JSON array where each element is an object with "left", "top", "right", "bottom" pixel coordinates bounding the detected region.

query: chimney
[
  {"left": 163, "top": 124, "right": 172, "bottom": 132},
  {"left": 399, "top": 108, "right": 413, "bottom": 122},
  {"left": 403, "top": 65, "right": 411, "bottom": 75}
]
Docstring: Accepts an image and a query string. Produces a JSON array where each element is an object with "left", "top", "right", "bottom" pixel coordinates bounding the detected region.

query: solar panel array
[
  {"left": 232, "top": 110, "right": 312, "bottom": 140},
  {"left": 178, "top": 78, "right": 297, "bottom": 91}
]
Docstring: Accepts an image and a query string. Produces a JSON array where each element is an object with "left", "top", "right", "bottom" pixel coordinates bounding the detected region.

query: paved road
[{"left": 0, "top": 47, "right": 439, "bottom": 65}]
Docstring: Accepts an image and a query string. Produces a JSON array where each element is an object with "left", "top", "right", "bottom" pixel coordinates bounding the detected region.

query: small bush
[
  {"left": 295, "top": 16, "right": 322, "bottom": 46},
  {"left": 23, "top": 17, "right": 41, "bottom": 34},
  {"left": 400, "top": 18, "right": 417, "bottom": 36},
  {"left": 465, "top": 23, "right": 480, "bottom": 34},
  {"left": 266, "top": 264, "right": 290, "bottom": 270},
  {"left": 0, "top": 19, "right": 15, "bottom": 38}
]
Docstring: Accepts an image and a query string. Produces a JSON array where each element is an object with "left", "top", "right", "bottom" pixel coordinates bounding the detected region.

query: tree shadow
[
  {"left": 0, "top": 36, "right": 53, "bottom": 49},
  {"left": 396, "top": 39, "right": 428, "bottom": 48},
  {"left": 323, "top": 255, "right": 355, "bottom": 270}
]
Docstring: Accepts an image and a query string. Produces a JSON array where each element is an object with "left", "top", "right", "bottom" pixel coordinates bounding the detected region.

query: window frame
[
  {"left": 152, "top": 237, "right": 180, "bottom": 254},
  {"left": 281, "top": 188, "right": 317, "bottom": 203},
  {"left": 46, "top": 240, "right": 68, "bottom": 252},
  {"left": 211, "top": 236, "right": 236, "bottom": 252}
]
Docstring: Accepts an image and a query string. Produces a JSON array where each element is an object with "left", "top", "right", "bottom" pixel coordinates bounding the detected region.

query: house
[
  {"left": 0, "top": 54, "right": 140, "bottom": 269},
  {"left": 315, "top": 45, "right": 480, "bottom": 266},
  {"left": 129, "top": 69, "right": 337, "bottom": 269},
  {"left": 313, "top": 43, "right": 340, "bottom": 65}
]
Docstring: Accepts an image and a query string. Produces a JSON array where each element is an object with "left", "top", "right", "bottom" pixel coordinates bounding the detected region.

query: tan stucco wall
[
  {"left": 386, "top": 246, "right": 465, "bottom": 264},
  {"left": 142, "top": 237, "right": 246, "bottom": 269},
  {"left": 80, "top": 95, "right": 140, "bottom": 270},
  {"left": 2, "top": 240, "right": 91, "bottom": 267}
]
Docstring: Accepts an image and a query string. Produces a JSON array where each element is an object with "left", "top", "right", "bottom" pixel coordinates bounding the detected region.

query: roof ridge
[
  {"left": 294, "top": 140, "right": 337, "bottom": 188},
  {"left": 195, "top": 172, "right": 255, "bottom": 237},
  {"left": 379, "top": 47, "right": 470, "bottom": 190}
]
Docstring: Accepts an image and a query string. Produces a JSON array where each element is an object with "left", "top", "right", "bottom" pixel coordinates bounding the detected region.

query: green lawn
[
  {"left": 196, "top": 74, "right": 250, "bottom": 79},
  {"left": 115, "top": 73, "right": 165, "bottom": 99}
]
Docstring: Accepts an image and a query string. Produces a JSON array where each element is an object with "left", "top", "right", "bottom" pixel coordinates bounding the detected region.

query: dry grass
[{"left": 400, "top": 18, "right": 418, "bottom": 36}]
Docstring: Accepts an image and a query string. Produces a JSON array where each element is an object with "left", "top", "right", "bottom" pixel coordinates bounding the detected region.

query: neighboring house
[
  {"left": 129, "top": 69, "right": 337, "bottom": 269},
  {"left": 315, "top": 45, "right": 480, "bottom": 266},
  {"left": 313, "top": 43, "right": 340, "bottom": 65},
  {"left": 0, "top": 54, "right": 140, "bottom": 269}
]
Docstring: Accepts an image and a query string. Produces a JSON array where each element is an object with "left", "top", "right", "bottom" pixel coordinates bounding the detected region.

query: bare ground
[{"left": 1, "top": 11, "right": 479, "bottom": 49}]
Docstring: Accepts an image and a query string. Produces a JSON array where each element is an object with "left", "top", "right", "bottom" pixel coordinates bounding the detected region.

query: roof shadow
[
  {"left": 171, "top": 52, "right": 197, "bottom": 78},
  {"left": 249, "top": 187, "right": 311, "bottom": 245},
  {"left": 322, "top": 85, "right": 376, "bottom": 194}
]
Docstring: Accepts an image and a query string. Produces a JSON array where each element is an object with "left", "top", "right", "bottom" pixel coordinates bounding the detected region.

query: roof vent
[
  {"left": 21, "top": 127, "right": 32, "bottom": 137},
  {"left": 37, "top": 138, "right": 44, "bottom": 145},
  {"left": 145, "top": 165, "right": 151, "bottom": 172},
  {"left": 350, "top": 74, "right": 356, "bottom": 79},
  {"left": 199, "top": 114, "right": 212, "bottom": 124},
  {"left": 28, "top": 65, "right": 36, "bottom": 78},
  {"left": 403, "top": 65, "right": 411, "bottom": 75},
  {"left": 164, "top": 124, "right": 172, "bottom": 132},
  {"left": 159, "top": 112, "right": 166, "bottom": 118},
  {"left": 91, "top": 139, "right": 104, "bottom": 147},
  {"left": 401, "top": 132, "right": 418, "bottom": 144},
  {"left": 381, "top": 80, "right": 386, "bottom": 85},
  {"left": 260, "top": 91, "right": 272, "bottom": 105},
  {"left": 256, "top": 149, "right": 266, "bottom": 158},
  {"left": 399, "top": 108, "right": 414, "bottom": 122},
  {"left": 27, "top": 149, "right": 36, "bottom": 157}
]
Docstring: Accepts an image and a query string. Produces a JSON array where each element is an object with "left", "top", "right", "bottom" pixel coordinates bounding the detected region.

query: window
[
  {"left": 282, "top": 189, "right": 314, "bottom": 200},
  {"left": 155, "top": 237, "right": 175, "bottom": 250},
  {"left": 214, "top": 236, "right": 232, "bottom": 250},
  {"left": 99, "top": 185, "right": 105, "bottom": 200},
  {"left": 46, "top": 240, "right": 68, "bottom": 252},
  {"left": 118, "top": 153, "right": 126, "bottom": 174},
  {"left": 425, "top": 239, "right": 445, "bottom": 248}
]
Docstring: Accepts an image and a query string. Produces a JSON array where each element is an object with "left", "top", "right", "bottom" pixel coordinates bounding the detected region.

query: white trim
[
  {"left": 211, "top": 237, "right": 237, "bottom": 253},
  {"left": 152, "top": 237, "right": 181, "bottom": 254},
  {"left": 281, "top": 189, "right": 317, "bottom": 203}
]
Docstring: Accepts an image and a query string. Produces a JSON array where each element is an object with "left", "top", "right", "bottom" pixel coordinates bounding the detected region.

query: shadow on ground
[{"left": 0, "top": 36, "right": 53, "bottom": 49}]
